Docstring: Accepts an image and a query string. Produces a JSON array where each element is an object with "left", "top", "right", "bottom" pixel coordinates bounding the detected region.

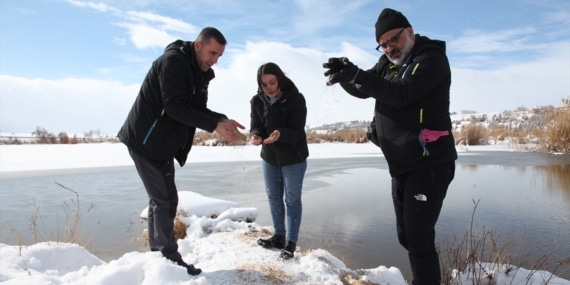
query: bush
[
  {"left": 457, "top": 124, "right": 486, "bottom": 145},
  {"left": 32, "top": 126, "right": 56, "bottom": 144},
  {"left": 59, "top": 132, "right": 69, "bottom": 144},
  {"left": 542, "top": 99, "right": 570, "bottom": 153},
  {"left": 8, "top": 102, "right": 570, "bottom": 154}
]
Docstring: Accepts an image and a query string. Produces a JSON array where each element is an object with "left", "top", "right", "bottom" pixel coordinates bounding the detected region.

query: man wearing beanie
[{"left": 323, "top": 8, "right": 457, "bottom": 285}]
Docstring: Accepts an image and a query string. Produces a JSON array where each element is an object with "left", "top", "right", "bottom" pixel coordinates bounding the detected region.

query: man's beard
[{"left": 387, "top": 34, "right": 415, "bottom": 66}]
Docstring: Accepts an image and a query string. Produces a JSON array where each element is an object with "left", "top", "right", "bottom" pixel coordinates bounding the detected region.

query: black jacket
[
  {"left": 118, "top": 40, "right": 227, "bottom": 166},
  {"left": 250, "top": 78, "right": 309, "bottom": 166},
  {"left": 340, "top": 35, "right": 457, "bottom": 176}
]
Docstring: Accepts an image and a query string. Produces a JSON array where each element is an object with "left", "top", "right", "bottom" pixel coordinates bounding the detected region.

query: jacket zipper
[{"left": 142, "top": 108, "right": 165, "bottom": 145}]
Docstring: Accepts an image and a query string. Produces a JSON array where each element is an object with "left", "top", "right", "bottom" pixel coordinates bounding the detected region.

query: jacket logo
[{"left": 414, "top": 194, "right": 427, "bottom": 202}]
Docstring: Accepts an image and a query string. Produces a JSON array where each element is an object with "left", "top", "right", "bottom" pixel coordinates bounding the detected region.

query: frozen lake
[{"left": 1, "top": 150, "right": 569, "bottom": 280}]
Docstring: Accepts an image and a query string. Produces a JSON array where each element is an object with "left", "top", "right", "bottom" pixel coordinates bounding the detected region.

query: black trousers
[
  {"left": 391, "top": 162, "right": 455, "bottom": 285},
  {"left": 129, "top": 149, "right": 182, "bottom": 261}
]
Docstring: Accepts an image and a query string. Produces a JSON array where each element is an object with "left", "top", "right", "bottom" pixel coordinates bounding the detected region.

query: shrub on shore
[
  {"left": 2, "top": 103, "right": 569, "bottom": 154},
  {"left": 542, "top": 99, "right": 570, "bottom": 153}
]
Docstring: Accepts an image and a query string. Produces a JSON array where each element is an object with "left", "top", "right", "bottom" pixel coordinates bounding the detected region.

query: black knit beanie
[{"left": 375, "top": 8, "right": 411, "bottom": 41}]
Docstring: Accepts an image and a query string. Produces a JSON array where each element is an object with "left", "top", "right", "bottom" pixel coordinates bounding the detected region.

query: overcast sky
[{"left": 1, "top": 0, "right": 568, "bottom": 134}]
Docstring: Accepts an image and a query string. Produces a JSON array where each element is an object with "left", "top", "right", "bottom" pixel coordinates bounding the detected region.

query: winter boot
[
  {"left": 280, "top": 240, "right": 296, "bottom": 260},
  {"left": 174, "top": 259, "right": 202, "bottom": 276},
  {"left": 257, "top": 234, "right": 285, "bottom": 249}
]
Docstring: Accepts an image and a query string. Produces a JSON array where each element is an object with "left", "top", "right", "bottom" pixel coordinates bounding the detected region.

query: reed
[{"left": 438, "top": 199, "right": 570, "bottom": 284}]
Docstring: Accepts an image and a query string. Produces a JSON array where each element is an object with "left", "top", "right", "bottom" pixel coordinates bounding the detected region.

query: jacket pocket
[{"left": 418, "top": 128, "right": 450, "bottom": 157}]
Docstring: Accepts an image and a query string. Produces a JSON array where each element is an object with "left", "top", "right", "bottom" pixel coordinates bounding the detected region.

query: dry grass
[
  {"left": 542, "top": 100, "right": 570, "bottom": 153},
  {"left": 455, "top": 123, "right": 487, "bottom": 146},
  {"left": 173, "top": 213, "right": 188, "bottom": 241},
  {"left": 307, "top": 129, "right": 369, "bottom": 144},
  {"left": 235, "top": 264, "right": 291, "bottom": 285},
  {"left": 7, "top": 183, "right": 95, "bottom": 252},
  {"left": 137, "top": 210, "right": 190, "bottom": 245},
  {"left": 4, "top": 103, "right": 568, "bottom": 154},
  {"left": 452, "top": 103, "right": 569, "bottom": 151},
  {"left": 440, "top": 200, "right": 513, "bottom": 284},
  {"left": 193, "top": 131, "right": 248, "bottom": 146},
  {"left": 196, "top": 128, "right": 369, "bottom": 145},
  {"left": 179, "top": 112, "right": 569, "bottom": 150},
  {"left": 55, "top": 182, "right": 96, "bottom": 245},
  {"left": 438, "top": 199, "right": 570, "bottom": 285}
]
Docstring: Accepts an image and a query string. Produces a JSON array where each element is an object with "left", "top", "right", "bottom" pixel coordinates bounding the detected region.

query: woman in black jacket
[{"left": 250, "top": 63, "right": 309, "bottom": 260}]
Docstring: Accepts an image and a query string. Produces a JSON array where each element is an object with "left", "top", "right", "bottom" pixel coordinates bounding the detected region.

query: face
[
  {"left": 378, "top": 27, "right": 414, "bottom": 65},
  {"left": 260, "top": 74, "right": 281, "bottom": 98},
  {"left": 194, "top": 38, "right": 225, "bottom": 72}
]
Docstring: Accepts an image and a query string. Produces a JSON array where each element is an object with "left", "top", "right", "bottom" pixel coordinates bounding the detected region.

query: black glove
[
  {"left": 323, "top": 57, "right": 346, "bottom": 76},
  {"left": 322, "top": 57, "right": 359, "bottom": 86}
]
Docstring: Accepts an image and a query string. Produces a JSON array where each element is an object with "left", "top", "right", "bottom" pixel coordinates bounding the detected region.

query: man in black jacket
[
  {"left": 118, "top": 27, "right": 244, "bottom": 276},
  {"left": 323, "top": 8, "right": 457, "bottom": 285}
]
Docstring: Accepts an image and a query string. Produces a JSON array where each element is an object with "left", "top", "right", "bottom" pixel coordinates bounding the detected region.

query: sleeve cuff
[{"left": 350, "top": 68, "right": 363, "bottom": 85}]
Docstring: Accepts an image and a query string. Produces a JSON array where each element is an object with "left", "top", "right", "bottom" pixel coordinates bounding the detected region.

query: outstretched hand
[
  {"left": 216, "top": 119, "right": 246, "bottom": 142},
  {"left": 263, "top": 130, "right": 280, "bottom": 144},
  {"left": 250, "top": 134, "right": 263, "bottom": 146},
  {"left": 322, "top": 57, "right": 360, "bottom": 86},
  {"left": 250, "top": 130, "right": 280, "bottom": 145}
]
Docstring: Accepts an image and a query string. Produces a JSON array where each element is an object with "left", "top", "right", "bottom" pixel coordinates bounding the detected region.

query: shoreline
[{"left": 0, "top": 142, "right": 524, "bottom": 175}]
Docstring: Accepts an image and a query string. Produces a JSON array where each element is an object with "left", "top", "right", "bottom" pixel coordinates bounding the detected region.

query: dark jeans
[
  {"left": 129, "top": 149, "right": 182, "bottom": 262},
  {"left": 391, "top": 162, "right": 455, "bottom": 285}
]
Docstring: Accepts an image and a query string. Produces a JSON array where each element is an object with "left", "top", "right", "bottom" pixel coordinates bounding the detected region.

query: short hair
[
  {"left": 257, "top": 62, "right": 292, "bottom": 92},
  {"left": 196, "top": 27, "right": 227, "bottom": 45}
]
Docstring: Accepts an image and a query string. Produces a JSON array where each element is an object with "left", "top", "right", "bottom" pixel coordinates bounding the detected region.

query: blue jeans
[{"left": 262, "top": 159, "right": 307, "bottom": 243}]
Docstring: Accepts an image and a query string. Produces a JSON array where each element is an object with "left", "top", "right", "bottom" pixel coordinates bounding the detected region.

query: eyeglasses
[{"left": 376, "top": 27, "right": 406, "bottom": 52}]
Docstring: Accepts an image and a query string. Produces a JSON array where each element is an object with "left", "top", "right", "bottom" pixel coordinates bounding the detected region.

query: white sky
[
  {"left": 1, "top": 143, "right": 568, "bottom": 284},
  {"left": 0, "top": 0, "right": 569, "bottom": 134}
]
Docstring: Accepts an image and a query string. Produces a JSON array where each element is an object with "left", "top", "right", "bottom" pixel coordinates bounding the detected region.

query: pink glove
[{"left": 420, "top": 129, "right": 449, "bottom": 144}]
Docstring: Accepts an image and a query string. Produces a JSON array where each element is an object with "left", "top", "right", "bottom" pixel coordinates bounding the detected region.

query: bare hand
[
  {"left": 263, "top": 130, "right": 280, "bottom": 144},
  {"left": 250, "top": 134, "right": 263, "bottom": 146},
  {"left": 215, "top": 119, "right": 246, "bottom": 142}
]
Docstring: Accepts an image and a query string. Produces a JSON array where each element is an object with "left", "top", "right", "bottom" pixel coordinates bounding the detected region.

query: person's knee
[
  {"left": 267, "top": 192, "right": 283, "bottom": 202},
  {"left": 150, "top": 198, "right": 169, "bottom": 208},
  {"left": 406, "top": 237, "right": 436, "bottom": 255},
  {"left": 397, "top": 232, "right": 409, "bottom": 250},
  {"left": 285, "top": 195, "right": 302, "bottom": 208}
]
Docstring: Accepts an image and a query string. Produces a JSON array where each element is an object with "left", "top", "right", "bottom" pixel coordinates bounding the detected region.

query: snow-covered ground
[{"left": 0, "top": 143, "right": 568, "bottom": 284}]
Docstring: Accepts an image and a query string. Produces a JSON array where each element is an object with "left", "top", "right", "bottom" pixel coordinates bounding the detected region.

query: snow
[{"left": 0, "top": 142, "right": 568, "bottom": 285}]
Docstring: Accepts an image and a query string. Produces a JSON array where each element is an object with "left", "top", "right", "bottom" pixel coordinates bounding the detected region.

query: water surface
[{"left": 1, "top": 151, "right": 568, "bottom": 280}]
